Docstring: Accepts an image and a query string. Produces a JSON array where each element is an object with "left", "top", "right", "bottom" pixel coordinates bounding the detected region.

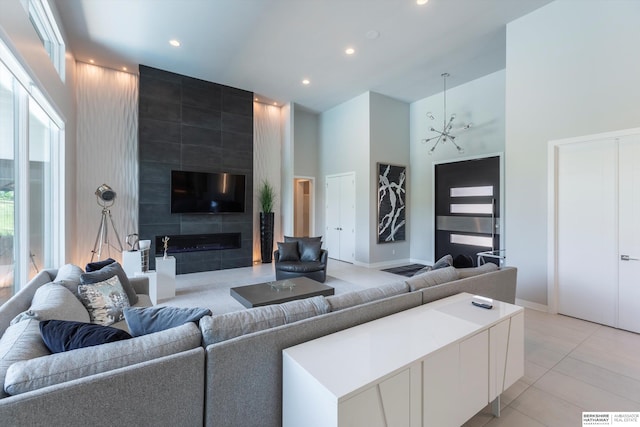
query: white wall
[
  {"left": 369, "top": 92, "right": 410, "bottom": 265},
  {"left": 0, "top": 0, "right": 77, "bottom": 264},
  {"left": 74, "top": 63, "right": 138, "bottom": 266},
  {"left": 253, "top": 102, "right": 283, "bottom": 261},
  {"left": 317, "top": 91, "right": 412, "bottom": 265},
  {"left": 318, "top": 92, "right": 370, "bottom": 263},
  {"left": 409, "top": 70, "right": 506, "bottom": 264},
  {"left": 293, "top": 107, "right": 319, "bottom": 179},
  {"left": 293, "top": 106, "right": 319, "bottom": 235},
  {"left": 280, "top": 103, "right": 294, "bottom": 238},
  {"left": 505, "top": 0, "right": 640, "bottom": 306}
]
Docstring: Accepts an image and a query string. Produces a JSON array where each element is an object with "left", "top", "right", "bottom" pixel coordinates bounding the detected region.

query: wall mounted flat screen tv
[{"left": 171, "top": 170, "right": 246, "bottom": 214}]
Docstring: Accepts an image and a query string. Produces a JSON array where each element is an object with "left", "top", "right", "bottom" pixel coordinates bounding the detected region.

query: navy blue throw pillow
[
  {"left": 40, "top": 320, "right": 132, "bottom": 353},
  {"left": 453, "top": 254, "right": 474, "bottom": 268},
  {"left": 85, "top": 258, "right": 116, "bottom": 272},
  {"left": 124, "top": 306, "right": 212, "bottom": 337}
]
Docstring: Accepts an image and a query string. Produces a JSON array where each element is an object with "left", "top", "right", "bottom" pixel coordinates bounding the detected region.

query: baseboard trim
[
  {"left": 409, "top": 258, "right": 433, "bottom": 266},
  {"left": 515, "top": 298, "right": 548, "bottom": 312},
  {"left": 353, "top": 259, "right": 413, "bottom": 269}
]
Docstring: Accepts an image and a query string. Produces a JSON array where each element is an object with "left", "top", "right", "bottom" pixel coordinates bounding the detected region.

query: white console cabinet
[{"left": 283, "top": 293, "right": 524, "bottom": 427}]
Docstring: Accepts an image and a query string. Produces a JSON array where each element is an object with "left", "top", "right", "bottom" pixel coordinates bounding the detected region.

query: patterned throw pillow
[
  {"left": 77, "top": 276, "right": 130, "bottom": 326},
  {"left": 80, "top": 262, "right": 138, "bottom": 305}
]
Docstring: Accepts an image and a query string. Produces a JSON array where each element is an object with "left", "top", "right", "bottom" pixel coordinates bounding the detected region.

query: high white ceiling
[{"left": 54, "top": 0, "right": 552, "bottom": 112}]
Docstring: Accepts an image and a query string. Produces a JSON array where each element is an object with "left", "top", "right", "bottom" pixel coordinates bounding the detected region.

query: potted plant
[{"left": 258, "top": 180, "right": 276, "bottom": 263}]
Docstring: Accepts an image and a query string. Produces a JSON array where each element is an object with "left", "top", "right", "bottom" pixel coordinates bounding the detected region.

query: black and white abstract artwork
[{"left": 378, "top": 163, "right": 406, "bottom": 243}]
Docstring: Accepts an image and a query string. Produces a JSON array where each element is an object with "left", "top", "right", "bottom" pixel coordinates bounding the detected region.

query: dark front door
[{"left": 434, "top": 156, "right": 500, "bottom": 266}]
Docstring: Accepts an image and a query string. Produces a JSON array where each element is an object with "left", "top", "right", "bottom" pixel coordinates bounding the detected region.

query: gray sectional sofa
[
  {"left": 0, "top": 262, "right": 516, "bottom": 426},
  {"left": 199, "top": 263, "right": 516, "bottom": 427},
  {"left": 0, "top": 267, "right": 205, "bottom": 427}
]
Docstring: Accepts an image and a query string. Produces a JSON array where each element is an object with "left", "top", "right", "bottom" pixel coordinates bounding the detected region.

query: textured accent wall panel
[
  {"left": 253, "top": 103, "right": 282, "bottom": 261},
  {"left": 138, "top": 65, "right": 253, "bottom": 274},
  {"left": 74, "top": 63, "right": 138, "bottom": 266}
]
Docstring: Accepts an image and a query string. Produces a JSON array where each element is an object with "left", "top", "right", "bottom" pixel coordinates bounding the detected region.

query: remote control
[
  {"left": 472, "top": 301, "right": 493, "bottom": 309},
  {"left": 471, "top": 295, "right": 494, "bottom": 309}
]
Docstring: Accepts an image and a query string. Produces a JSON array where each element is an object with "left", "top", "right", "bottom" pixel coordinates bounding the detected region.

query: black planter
[{"left": 260, "top": 212, "right": 275, "bottom": 263}]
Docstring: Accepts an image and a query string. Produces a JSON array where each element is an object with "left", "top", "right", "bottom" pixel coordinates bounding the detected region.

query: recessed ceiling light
[
  {"left": 365, "top": 30, "right": 380, "bottom": 40},
  {"left": 122, "top": 67, "right": 127, "bottom": 71},
  {"left": 302, "top": 79, "right": 310, "bottom": 85},
  {"left": 89, "top": 59, "right": 95, "bottom": 64},
  {"left": 345, "top": 47, "right": 355, "bottom": 55},
  {"left": 254, "top": 97, "right": 259, "bottom": 101},
  {"left": 169, "top": 39, "right": 181, "bottom": 47},
  {"left": 416, "top": 0, "right": 429, "bottom": 5}
]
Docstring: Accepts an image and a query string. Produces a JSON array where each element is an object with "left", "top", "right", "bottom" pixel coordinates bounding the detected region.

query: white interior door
[
  {"left": 556, "top": 132, "right": 640, "bottom": 333},
  {"left": 557, "top": 139, "right": 618, "bottom": 327},
  {"left": 339, "top": 174, "right": 355, "bottom": 263},
  {"left": 326, "top": 176, "right": 341, "bottom": 259},
  {"left": 325, "top": 173, "right": 355, "bottom": 263},
  {"left": 618, "top": 135, "right": 640, "bottom": 333}
]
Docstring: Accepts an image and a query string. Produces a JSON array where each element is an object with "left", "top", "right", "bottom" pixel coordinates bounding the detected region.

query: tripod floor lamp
[{"left": 91, "top": 184, "right": 123, "bottom": 262}]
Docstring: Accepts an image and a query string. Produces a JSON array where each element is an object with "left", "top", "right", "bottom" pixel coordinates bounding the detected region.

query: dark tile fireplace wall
[{"left": 138, "top": 65, "right": 254, "bottom": 274}]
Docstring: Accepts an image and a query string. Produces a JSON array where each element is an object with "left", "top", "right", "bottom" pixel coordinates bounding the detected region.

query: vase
[{"left": 260, "top": 212, "right": 275, "bottom": 263}]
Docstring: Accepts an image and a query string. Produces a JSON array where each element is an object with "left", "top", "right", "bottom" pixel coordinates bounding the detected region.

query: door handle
[{"left": 621, "top": 255, "right": 639, "bottom": 261}]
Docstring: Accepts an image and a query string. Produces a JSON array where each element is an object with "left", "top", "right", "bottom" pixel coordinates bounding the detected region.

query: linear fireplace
[{"left": 155, "top": 233, "right": 242, "bottom": 255}]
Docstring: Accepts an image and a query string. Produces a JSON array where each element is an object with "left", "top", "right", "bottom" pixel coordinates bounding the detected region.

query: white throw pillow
[
  {"left": 10, "top": 283, "right": 90, "bottom": 325},
  {"left": 0, "top": 319, "right": 51, "bottom": 398},
  {"left": 457, "top": 262, "right": 499, "bottom": 279},
  {"left": 405, "top": 266, "right": 459, "bottom": 291},
  {"left": 53, "top": 264, "right": 84, "bottom": 297}
]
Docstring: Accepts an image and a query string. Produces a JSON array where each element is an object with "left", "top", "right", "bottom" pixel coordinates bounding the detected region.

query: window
[
  {"left": 24, "top": 0, "right": 65, "bottom": 80},
  {"left": 0, "top": 64, "right": 16, "bottom": 304},
  {"left": 0, "top": 39, "right": 63, "bottom": 305},
  {"left": 28, "top": 101, "right": 55, "bottom": 276}
]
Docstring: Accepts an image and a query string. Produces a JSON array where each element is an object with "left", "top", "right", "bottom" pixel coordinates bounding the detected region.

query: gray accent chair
[{"left": 274, "top": 248, "right": 328, "bottom": 282}]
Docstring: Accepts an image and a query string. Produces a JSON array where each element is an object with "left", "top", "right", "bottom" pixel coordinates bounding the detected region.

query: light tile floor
[
  {"left": 175, "top": 259, "right": 640, "bottom": 426},
  {"left": 333, "top": 260, "right": 640, "bottom": 426},
  {"left": 465, "top": 308, "right": 640, "bottom": 426}
]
